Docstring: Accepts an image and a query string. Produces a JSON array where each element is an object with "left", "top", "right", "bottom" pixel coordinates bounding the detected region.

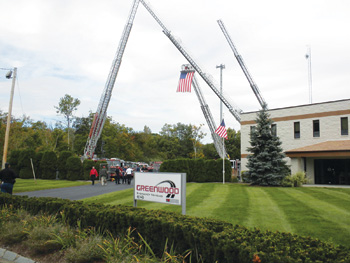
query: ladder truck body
[
  {"left": 181, "top": 64, "right": 227, "bottom": 159},
  {"left": 84, "top": 0, "right": 140, "bottom": 159},
  {"left": 217, "top": 19, "right": 266, "bottom": 108},
  {"left": 140, "top": 0, "right": 242, "bottom": 123}
]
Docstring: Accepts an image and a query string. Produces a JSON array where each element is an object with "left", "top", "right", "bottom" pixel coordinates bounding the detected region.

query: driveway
[{"left": 14, "top": 180, "right": 134, "bottom": 200}]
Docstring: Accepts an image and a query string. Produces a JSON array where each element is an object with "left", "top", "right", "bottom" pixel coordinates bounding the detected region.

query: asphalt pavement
[{"left": 14, "top": 180, "right": 134, "bottom": 200}]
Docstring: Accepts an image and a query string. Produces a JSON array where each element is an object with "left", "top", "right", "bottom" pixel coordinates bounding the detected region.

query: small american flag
[
  {"left": 177, "top": 71, "right": 194, "bottom": 92},
  {"left": 215, "top": 119, "right": 228, "bottom": 140}
]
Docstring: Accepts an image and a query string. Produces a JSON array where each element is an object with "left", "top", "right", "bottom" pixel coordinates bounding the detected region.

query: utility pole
[
  {"left": 305, "top": 46, "right": 312, "bottom": 104},
  {"left": 2, "top": 67, "right": 17, "bottom": 169},
  {"left": 216, "top": 64, "right": 225, "bottom": 122}
]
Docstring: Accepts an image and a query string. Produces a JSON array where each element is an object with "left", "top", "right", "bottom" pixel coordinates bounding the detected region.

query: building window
[
  {"left": 341, "top": 117, "right": 349, "bottom": 135},
  {"left": 313, "top": 120, "right": 320, "bottom": 137},
  {"left": 271, "top": 124, "right": 277, "bottom": 136},
  {"left": 294, "top": 122, "right": 300, "bottom": 138}
]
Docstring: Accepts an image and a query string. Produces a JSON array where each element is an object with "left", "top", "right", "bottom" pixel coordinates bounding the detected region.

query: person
[
  {"left": 115, "top": 165, "right": 121, "bottom": 184},
  {"left": 122, "top": 166, "right": 127, "bottom": 184},
  {"left": 126, "top": 166, "right": 133, "bottom": 185},
  {"left": 90, "top": 166, "right": 98, "bottom": 185},
  {"left": 0, "top": 163, "right": 18, "bottom": 194},
  {"left": 100, "top": 165, "right": 107, "bottom": 186}
]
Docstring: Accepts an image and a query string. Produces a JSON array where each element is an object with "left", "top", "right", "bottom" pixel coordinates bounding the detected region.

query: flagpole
[{"left": 222, "top": 136, "right": 225, "bottom": 184}]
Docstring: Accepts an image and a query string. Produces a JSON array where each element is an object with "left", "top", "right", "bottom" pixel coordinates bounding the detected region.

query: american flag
[
  {"left": 177, "top": 71, "right": 194, "bottom": 92},
  {"left": 215, "top": 119, "right": 228, "bottom": 140}
]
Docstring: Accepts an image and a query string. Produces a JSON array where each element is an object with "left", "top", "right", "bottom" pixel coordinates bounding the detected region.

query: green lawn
[
  {"left": 83, "top": 183, "right": 350, "bottom": 246},
  {"left": 13, "top": 178, "right": 90, "bottom": 193}
]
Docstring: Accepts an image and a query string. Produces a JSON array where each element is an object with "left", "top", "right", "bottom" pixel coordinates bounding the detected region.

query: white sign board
[{"left": 133, "top": 172, "right": 186, "bottom": 214}]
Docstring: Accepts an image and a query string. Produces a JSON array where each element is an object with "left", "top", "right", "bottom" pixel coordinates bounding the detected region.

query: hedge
[
  {"left": 66, "top": 156, "right": 83, "bottom": 181},
  {"left": 0, "top": 194, "right": 349, "bottom": 263},
  {"left": 160, "top": 158, "right": 232, "bottom": 182},
  {"left": 40, "top": 151, "right": 57, "bottom": 179},
  {"left": 57, "top": 151, "right": 73, "bottom": 179}
]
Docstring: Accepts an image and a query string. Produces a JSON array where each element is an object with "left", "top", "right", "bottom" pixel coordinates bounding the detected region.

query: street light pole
[{"left": 2, "top": 67, "right": 17, "bottom": 169}]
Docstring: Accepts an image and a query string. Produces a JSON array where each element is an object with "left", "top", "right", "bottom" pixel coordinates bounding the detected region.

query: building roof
[{"left": 285, "top": 140, "right": 350, "bottom": 157}]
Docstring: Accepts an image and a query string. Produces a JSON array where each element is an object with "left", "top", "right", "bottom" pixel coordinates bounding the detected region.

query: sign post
[{"left": 134, "top": 172, "right": 186, "bottom": 215}]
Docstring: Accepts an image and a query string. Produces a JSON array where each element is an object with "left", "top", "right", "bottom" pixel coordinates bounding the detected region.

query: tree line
[{"left": 0, "top": 103, "right": 240, "bottom": 166}]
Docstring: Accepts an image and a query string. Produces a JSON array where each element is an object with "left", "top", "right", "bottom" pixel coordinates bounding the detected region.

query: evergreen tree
[{"left": 247, "top": 104, "right": 289, "bottom": 185}]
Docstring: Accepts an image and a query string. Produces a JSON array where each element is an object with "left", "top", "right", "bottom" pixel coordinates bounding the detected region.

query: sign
[{"left": 133, "top": 172, "right": 186, "bottom": 214}]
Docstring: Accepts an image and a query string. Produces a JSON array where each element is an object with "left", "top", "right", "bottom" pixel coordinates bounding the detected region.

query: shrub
[
  {"left": 7, "top": 150, "right": 21, "bottom": 175},
  {"left": 19, "top": 167, "right": 33, "bottom": 179},
  {"left": 66, "top": 156, "right": 83, "bottom": 181},
  {"left": 57, "top": 151, "right": 74, "bottom": 180},
  {"left": 41, "top": 151, "right": 57, "bottom": 179},
  {"left": 282, "top": 171, "right": 308, "bottom": 187},
  {"left": 160, "top": 158, "right": 232, "bottom": 183},
  {"left": 34, "top": 151, "right": 44, "bottom": 179}
]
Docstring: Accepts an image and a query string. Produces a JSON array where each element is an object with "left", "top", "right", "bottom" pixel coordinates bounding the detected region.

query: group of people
[{"left": 89, "top": 165, "right": 134, "bottom": 186}]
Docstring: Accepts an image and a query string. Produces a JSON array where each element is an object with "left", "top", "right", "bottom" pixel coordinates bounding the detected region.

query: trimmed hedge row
[
  {"left": 7, "top": 150, "right": 108, "bottom": 181},
  {"left": 160, "top": 158, "right": 232, "bottom": 182},
  {"left": 1, "top": 194, "right": 349, "bottom": 263}
]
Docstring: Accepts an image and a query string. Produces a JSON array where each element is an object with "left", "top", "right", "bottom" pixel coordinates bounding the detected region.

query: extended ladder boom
[
  {"left": 181, "top": 65, "right": 227, "bottom": 158},
  {"left": 140, "top": 0, "right": 242, "bottom": 123},
  {"left": 217, "top": 19, "right": 266, "bottom": 108},
  {"left": 84, "top": 0, "right": 140, "bottom": 158}
]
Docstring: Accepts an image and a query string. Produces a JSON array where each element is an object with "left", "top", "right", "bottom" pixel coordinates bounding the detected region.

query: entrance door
[{"left": 314, "top": 159, "right": 350, "bottom": 185}]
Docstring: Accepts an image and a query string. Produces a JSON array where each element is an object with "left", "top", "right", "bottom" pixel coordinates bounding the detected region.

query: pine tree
[{"left": 247, "top": 104, "right": 289, "bottom": 185}]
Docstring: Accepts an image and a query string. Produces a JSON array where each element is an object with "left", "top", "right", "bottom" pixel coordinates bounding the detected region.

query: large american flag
[
  {"left": 215, "top": 119, "right": 228, "bottom": 140},
  {"left": 177, "top": 71, "right": 194, "bottom": 92}
]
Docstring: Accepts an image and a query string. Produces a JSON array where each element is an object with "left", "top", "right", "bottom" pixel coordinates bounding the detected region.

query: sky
[{"left": 0, "top": 0, "right": 349, "bottom": 144}]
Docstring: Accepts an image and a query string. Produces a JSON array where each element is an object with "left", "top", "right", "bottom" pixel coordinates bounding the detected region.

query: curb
[{"left": 0, "top": 248, "right": 36, "bottom": 263}]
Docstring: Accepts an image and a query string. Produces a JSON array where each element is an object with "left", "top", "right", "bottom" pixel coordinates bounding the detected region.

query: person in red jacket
[{"left": 90, "top": 166, "right": 98, "bottom": 185}]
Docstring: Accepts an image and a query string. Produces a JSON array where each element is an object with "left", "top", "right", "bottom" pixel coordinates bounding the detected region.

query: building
[{"left": 240, "top": 99, "right": 350, "bottom": 185}]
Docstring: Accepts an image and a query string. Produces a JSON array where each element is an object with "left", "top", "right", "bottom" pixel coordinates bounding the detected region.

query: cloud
[{"left": 0, "top": 0, "right": 349, "bottom": 145}]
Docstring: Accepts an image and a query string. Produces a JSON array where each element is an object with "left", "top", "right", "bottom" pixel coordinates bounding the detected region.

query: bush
[
  {"left": 66, "top": 156, "right": 83, "bottom": 181},
  {"left": 19, "top": 167, "right": 33, "bottom": 179},
  {"left": 1, "top": 194, "right": 349, "bottom": 263},
  {"left": 41, "top": 151, "right": 57, "bottom": 179},
  {"left": 34, "top": 151, "right": 44, "bottom": 179},
  {"left": 160, "top": 158, "right": 231, "bottom": 183},
  {"left": 7, "top": 150, "right": 21, "bottom": 175},
  {"left": 57, "top": 151, "right": 74, "bottom": 180},
  {"left": 282, "top": 171, "right": 308, "bottom": 187}
]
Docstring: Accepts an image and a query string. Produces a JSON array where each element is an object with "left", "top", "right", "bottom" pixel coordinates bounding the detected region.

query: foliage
[
  {"left": 2, "top": 109, "right": 240, "bottom": 162},
  {"left": 1, "top": 195, "right": 349, "bottom": 263},
  {"left": 160, "top": 158, "right": 231, "bottom": 183},
  {"left": 282, "top": 171, "right": 308, "bottom": 187},
  {"left": 41, "top": 151, "right": 58, "bottom": 179},
  {"left": 18, "top": 149, "right": 36, "bottom": 179},
  {"left": 66, "top": 156, "right": 83, "bottom": 181},
  {"left": 57, "top": 151, "right": 74, "bottom": 179},
  {"left": 7, "top": 149, "right": 21, "bottom": 175},
  {"left": 55, "top": 94, "right": 81, "bottom": 150},
  {"left": 246, "top": 104, "right": 289, "bottom": 186}
]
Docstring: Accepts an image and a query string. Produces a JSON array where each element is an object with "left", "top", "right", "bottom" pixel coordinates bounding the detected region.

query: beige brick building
[{"left": 240, "top": 99, "right": 350, "bottom": 185}]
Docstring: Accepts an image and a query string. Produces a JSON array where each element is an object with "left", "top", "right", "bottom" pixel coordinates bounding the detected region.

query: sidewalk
[{"left": 0, "top": 248, "right": 36, "bottom": 263}]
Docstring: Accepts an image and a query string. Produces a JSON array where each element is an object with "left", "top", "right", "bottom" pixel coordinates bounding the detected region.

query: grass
[
  {"left": 83, "top": 183, "right": 350, "bottom": 246},
  {"left": 13, "top": 179, "right": 90, "bottom": 193}
]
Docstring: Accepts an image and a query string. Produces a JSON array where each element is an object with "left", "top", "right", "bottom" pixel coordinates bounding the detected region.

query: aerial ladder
[
  {"left": 217, "top": 19, "right": 267, "bottom": 108},
  {"left": 140, "top": 0, "right": 242, "bottom": 123},
  {"left": 84, "top": 0, "right": 140, "bottom": 159},
  {"left": 181, "top": 64, "right": 227, "bottom": 158}
]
